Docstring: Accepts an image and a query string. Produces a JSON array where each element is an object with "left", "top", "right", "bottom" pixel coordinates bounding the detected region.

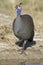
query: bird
[{"left": 13, "top": 14, "right": 34, "bottom": 54}]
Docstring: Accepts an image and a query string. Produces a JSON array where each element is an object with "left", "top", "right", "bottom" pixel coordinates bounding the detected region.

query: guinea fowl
[{"left": 13, "top": 14, "right": 34, "bottom": 54}]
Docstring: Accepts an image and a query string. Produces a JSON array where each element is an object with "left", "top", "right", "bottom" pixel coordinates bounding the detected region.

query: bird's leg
[
  {"left": 17, "top": 39, "right": 24, "bottom": 51},
  {"left": 21, "top": 40, "right": 27, "bottom": 54},
  {"left": 17, "top": 40, "right": 27, "bottom": 55}
]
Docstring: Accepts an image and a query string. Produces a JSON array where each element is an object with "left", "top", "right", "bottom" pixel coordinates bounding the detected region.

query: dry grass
[
  {"left": 0, "top": 0, "right": 43, "bottom": 42},
  {"left": 0, "top": 0, "right": 15, "bottom": 16}
]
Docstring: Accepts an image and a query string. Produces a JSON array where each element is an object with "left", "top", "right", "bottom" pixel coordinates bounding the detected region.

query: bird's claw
[{"left": 17, "top": 48, "right": 26, "bottom": 55}]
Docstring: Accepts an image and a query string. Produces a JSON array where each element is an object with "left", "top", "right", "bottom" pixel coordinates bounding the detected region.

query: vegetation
[
  {"left": 0, "top": 0, "right": 43, "bottom": 32},
  {"left": 0, "top": 0, "right": 43, "bottom": 14},
  {"left": 0, "top": 0, "right": 14, "bottom": 16}
]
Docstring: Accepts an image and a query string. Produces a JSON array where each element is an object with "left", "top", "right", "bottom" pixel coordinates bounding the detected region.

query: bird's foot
[
  {"left": 17, "top": 48, "right": 26, "bottom": 55},
  {"left": 21, "top": 49, "right": 26, "bottom": 55}
]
